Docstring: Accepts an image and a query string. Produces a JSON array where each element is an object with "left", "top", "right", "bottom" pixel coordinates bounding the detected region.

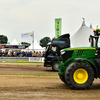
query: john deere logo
[{"left": 30, "top": 33, "right": 33, "bottom": 36}]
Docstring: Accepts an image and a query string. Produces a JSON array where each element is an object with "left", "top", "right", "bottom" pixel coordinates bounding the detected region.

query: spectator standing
[
  {"left": 11, "top": 51, "right": 14, "bottom": 57},
  {"left": 29, "top": 51, "right": 32, "bottom": 57},
  {"left": 22, "top": 51, "right": 25, "bottom": 57},
  {"left": 19, "top": 51, "right": 22, "bottom": 57},
  {"left": 9, "top": 51, "right": 12, "bottom": 57},
  {"left": 0, "top": 51, "right": 2, "bottom": 57},
  {"left": 25, "top": 51, "right": 27, "bottom": 56},
  {"left": 32, "top": 51, "right": 36, "bottom": 57},
  {"left": 8, "top": 51, "right": 10, "bottom": 57},
  {"left": 39, "top": 51, "right": 42, "bottom": 57},
  {"left": 42, "top": 51, "right": 45, "bottom": 57},
  {"left": 13, "top": 51, "right": 16, "bottom": 57},
  {"left": 16, "top": 51, "right": 20, "bottom": 57},
  {"left": 2, "top": 51, "right": 5, "bottom": 57},
  {"left": 27, "top": 52, "right": 30, "bottom": 57},
  {"left": 35, "top": 52, "right": 39, "bottom": 57},
  {"left": 5, "top": 51, "right": 7, "bottom": 56}
]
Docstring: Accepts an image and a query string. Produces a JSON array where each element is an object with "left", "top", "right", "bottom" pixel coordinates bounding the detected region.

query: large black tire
[
  {"left": 52, "top": 61, "right": 59, "bottom": 71},
  {"left": 65, "top": 62, "right": 94, "bottom": 90},
  {"left": 59, "top": 73, "right": 68, "bottom": 84}
]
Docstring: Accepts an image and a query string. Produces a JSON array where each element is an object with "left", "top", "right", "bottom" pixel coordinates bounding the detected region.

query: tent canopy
[
  {"left": 71, "top": 19, "right": 94, "bottom": 47},
  {"left": 26, "top": 39, "right": 44, "bottom": 50},
  {"left": 11, "top": 38, "right": 18, "bottom": 45}
]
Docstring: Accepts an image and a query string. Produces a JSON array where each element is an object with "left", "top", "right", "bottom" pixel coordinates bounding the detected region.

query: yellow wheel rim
[{"left": 73, "top": 69, "right": 88, "bottom": 84}]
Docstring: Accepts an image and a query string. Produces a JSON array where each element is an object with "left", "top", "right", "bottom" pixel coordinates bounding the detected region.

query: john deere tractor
[{"left": 58, "top": 28, "right": 100, "bottom": 89}]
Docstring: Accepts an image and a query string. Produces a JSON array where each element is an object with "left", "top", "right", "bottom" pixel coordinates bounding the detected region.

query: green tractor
[{"left": 58, "top": 28, "right": 100, "bottom": 89}]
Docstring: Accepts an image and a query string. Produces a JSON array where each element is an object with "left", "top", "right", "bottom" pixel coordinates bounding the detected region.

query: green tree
[
  {"left": 21, "top": 42, "right": 31, "bottom": 46},
  {"left": 40, "top": 37, "right": 51, "bottom": 47},
  {"left": 0, "top": 35, "right": 8, "bottom": 44}
]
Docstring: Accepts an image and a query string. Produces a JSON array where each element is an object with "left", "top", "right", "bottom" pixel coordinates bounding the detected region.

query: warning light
[{"left": 93, "top": 29, "right": 96, "bottom": 32}]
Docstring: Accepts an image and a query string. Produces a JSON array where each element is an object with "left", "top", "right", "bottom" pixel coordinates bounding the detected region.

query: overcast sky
[{"left": 0, "top": 0, "right": 100, "bottom": 44}]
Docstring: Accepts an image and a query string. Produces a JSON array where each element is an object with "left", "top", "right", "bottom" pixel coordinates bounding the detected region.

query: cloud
[{"left": 0, "top": 0, "right": 100, "bottom": 44}]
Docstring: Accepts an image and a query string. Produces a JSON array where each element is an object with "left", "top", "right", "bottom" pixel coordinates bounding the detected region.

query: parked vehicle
[{"left": 44, "top": 34, "right": 70, "bottom": 71}]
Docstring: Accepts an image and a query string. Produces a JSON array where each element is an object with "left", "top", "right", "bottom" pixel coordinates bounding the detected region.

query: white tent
[
  {"left": 26, "top": 39, "right": 44, "bottom": 51},
  {"left": 71, "top": 19, "right": 94, "bottom": 47},
  {"left": 11, "top": 38, "right": 18, "bottom": 45}
]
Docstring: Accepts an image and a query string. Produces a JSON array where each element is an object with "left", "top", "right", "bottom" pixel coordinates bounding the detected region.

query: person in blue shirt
[{"left": 22, "top": 51, "right": 25, "bottom": 57}]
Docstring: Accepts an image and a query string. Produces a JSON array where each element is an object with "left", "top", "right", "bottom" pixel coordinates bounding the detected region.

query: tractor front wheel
[
  {"left": 59, "top": 74, "right": 68, "bottom": 84},
  {"left": 65, "top": 62, "right": 94, "bottom": 90},
  {"left": 52, "top": 61, "right": 59, "bottom": 71}
]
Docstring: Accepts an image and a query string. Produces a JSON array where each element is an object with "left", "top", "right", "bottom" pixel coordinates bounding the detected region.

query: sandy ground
[{"left": 0, "top": 63, "right": 100, "bottom": 100}]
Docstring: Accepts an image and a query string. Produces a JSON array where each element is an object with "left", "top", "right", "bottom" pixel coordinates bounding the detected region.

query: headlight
[{"left": 60, "top": 51, "right": 65, "bottom": 55}]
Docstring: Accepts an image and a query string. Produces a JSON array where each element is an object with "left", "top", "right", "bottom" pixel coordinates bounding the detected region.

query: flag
[
  {"left": 55, "top": 18, "right": 61, "bottom": 38},
  {"left": 21, "top": 31, "right": 33, "bottom": 40}
]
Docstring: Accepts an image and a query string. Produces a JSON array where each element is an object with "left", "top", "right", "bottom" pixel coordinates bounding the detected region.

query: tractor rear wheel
[{"left": 65, "top": 62, "right": 94, "bottom": 90}]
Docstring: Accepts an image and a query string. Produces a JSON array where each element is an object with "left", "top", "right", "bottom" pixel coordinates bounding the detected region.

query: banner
[
  {"left": 29, "top": 57, "right": 44, "bottom": 62},
  {"left": 0, "top": 45, "right": 29, "bottom": 49},
  {"left": 55, "top": 18, "right": 61, "bottom": 38},
  {"left": 21, "top": 31, "right": 33, "bottom": 40}
]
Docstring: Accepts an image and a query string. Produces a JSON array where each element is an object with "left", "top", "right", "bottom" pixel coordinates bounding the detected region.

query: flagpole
[{"left": 32, "top": 31, "right": 34, "bottom": 53}]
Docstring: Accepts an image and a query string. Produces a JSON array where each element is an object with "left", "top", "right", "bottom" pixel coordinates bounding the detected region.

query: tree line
[{"left": 0, "top": 35, "right": 51, "bottom": 48}]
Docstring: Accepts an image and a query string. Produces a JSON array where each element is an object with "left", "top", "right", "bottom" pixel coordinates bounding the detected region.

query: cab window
[
  {"left": 97, "top": 36, "right": 100, "bottom": 47},
  {"left": 51, "top": 46, "right": 57, "bottom": 52}
]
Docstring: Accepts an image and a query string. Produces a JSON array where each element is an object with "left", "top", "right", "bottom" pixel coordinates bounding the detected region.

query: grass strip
[
  {"left": 0, "top": 62, "right": 43, "bottom": 65},
  {"left": 0, "top": 62, "right": 43, "bottom": 63},
  {"left": 0, "top": 74, "right": 59, "bottom": 77}
]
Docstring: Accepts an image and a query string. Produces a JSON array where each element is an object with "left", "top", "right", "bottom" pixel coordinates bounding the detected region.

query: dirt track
[{"left": 0, "top": 63, "right": 100, "bottom": 100}]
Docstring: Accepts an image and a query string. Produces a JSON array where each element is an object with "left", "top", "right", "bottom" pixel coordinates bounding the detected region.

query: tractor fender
[{"left": 74, "top": 58, "right": 98, "bottom": 78}]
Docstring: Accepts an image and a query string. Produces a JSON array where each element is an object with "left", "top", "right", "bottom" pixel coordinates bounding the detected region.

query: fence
[{"left": 0, "top": 57, "right": 44, "bottom": 62}]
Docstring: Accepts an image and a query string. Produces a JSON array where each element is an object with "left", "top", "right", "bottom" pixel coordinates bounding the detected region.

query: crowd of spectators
[{"left": 0, "top": 50, "right": 45, "bottom": 57}]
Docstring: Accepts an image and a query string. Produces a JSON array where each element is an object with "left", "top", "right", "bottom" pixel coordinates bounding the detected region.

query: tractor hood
[
  {"left": 61, "top": 47, "right": 96, "bottom": 52},
  {"left": 60, "top": 47, "right": 96, "bottom": 63}
]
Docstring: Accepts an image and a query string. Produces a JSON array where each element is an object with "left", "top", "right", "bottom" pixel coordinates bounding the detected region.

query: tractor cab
[
  {"left": 89, "top": 28, "right": 100, "bottom": 47},
  {"left": 89, "top": 28, "right": 100, "bottom": 58}
]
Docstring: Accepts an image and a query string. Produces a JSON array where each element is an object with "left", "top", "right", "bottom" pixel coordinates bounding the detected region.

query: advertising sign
[
  {"left": 29, "top": 57, "right": 44, "bottom": 62},
  {"left": 55, "top": 18, "right": 61, "bottom": 38},
  {"left": 0, "top": 45, "right": 28, "bottom": 49}
]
